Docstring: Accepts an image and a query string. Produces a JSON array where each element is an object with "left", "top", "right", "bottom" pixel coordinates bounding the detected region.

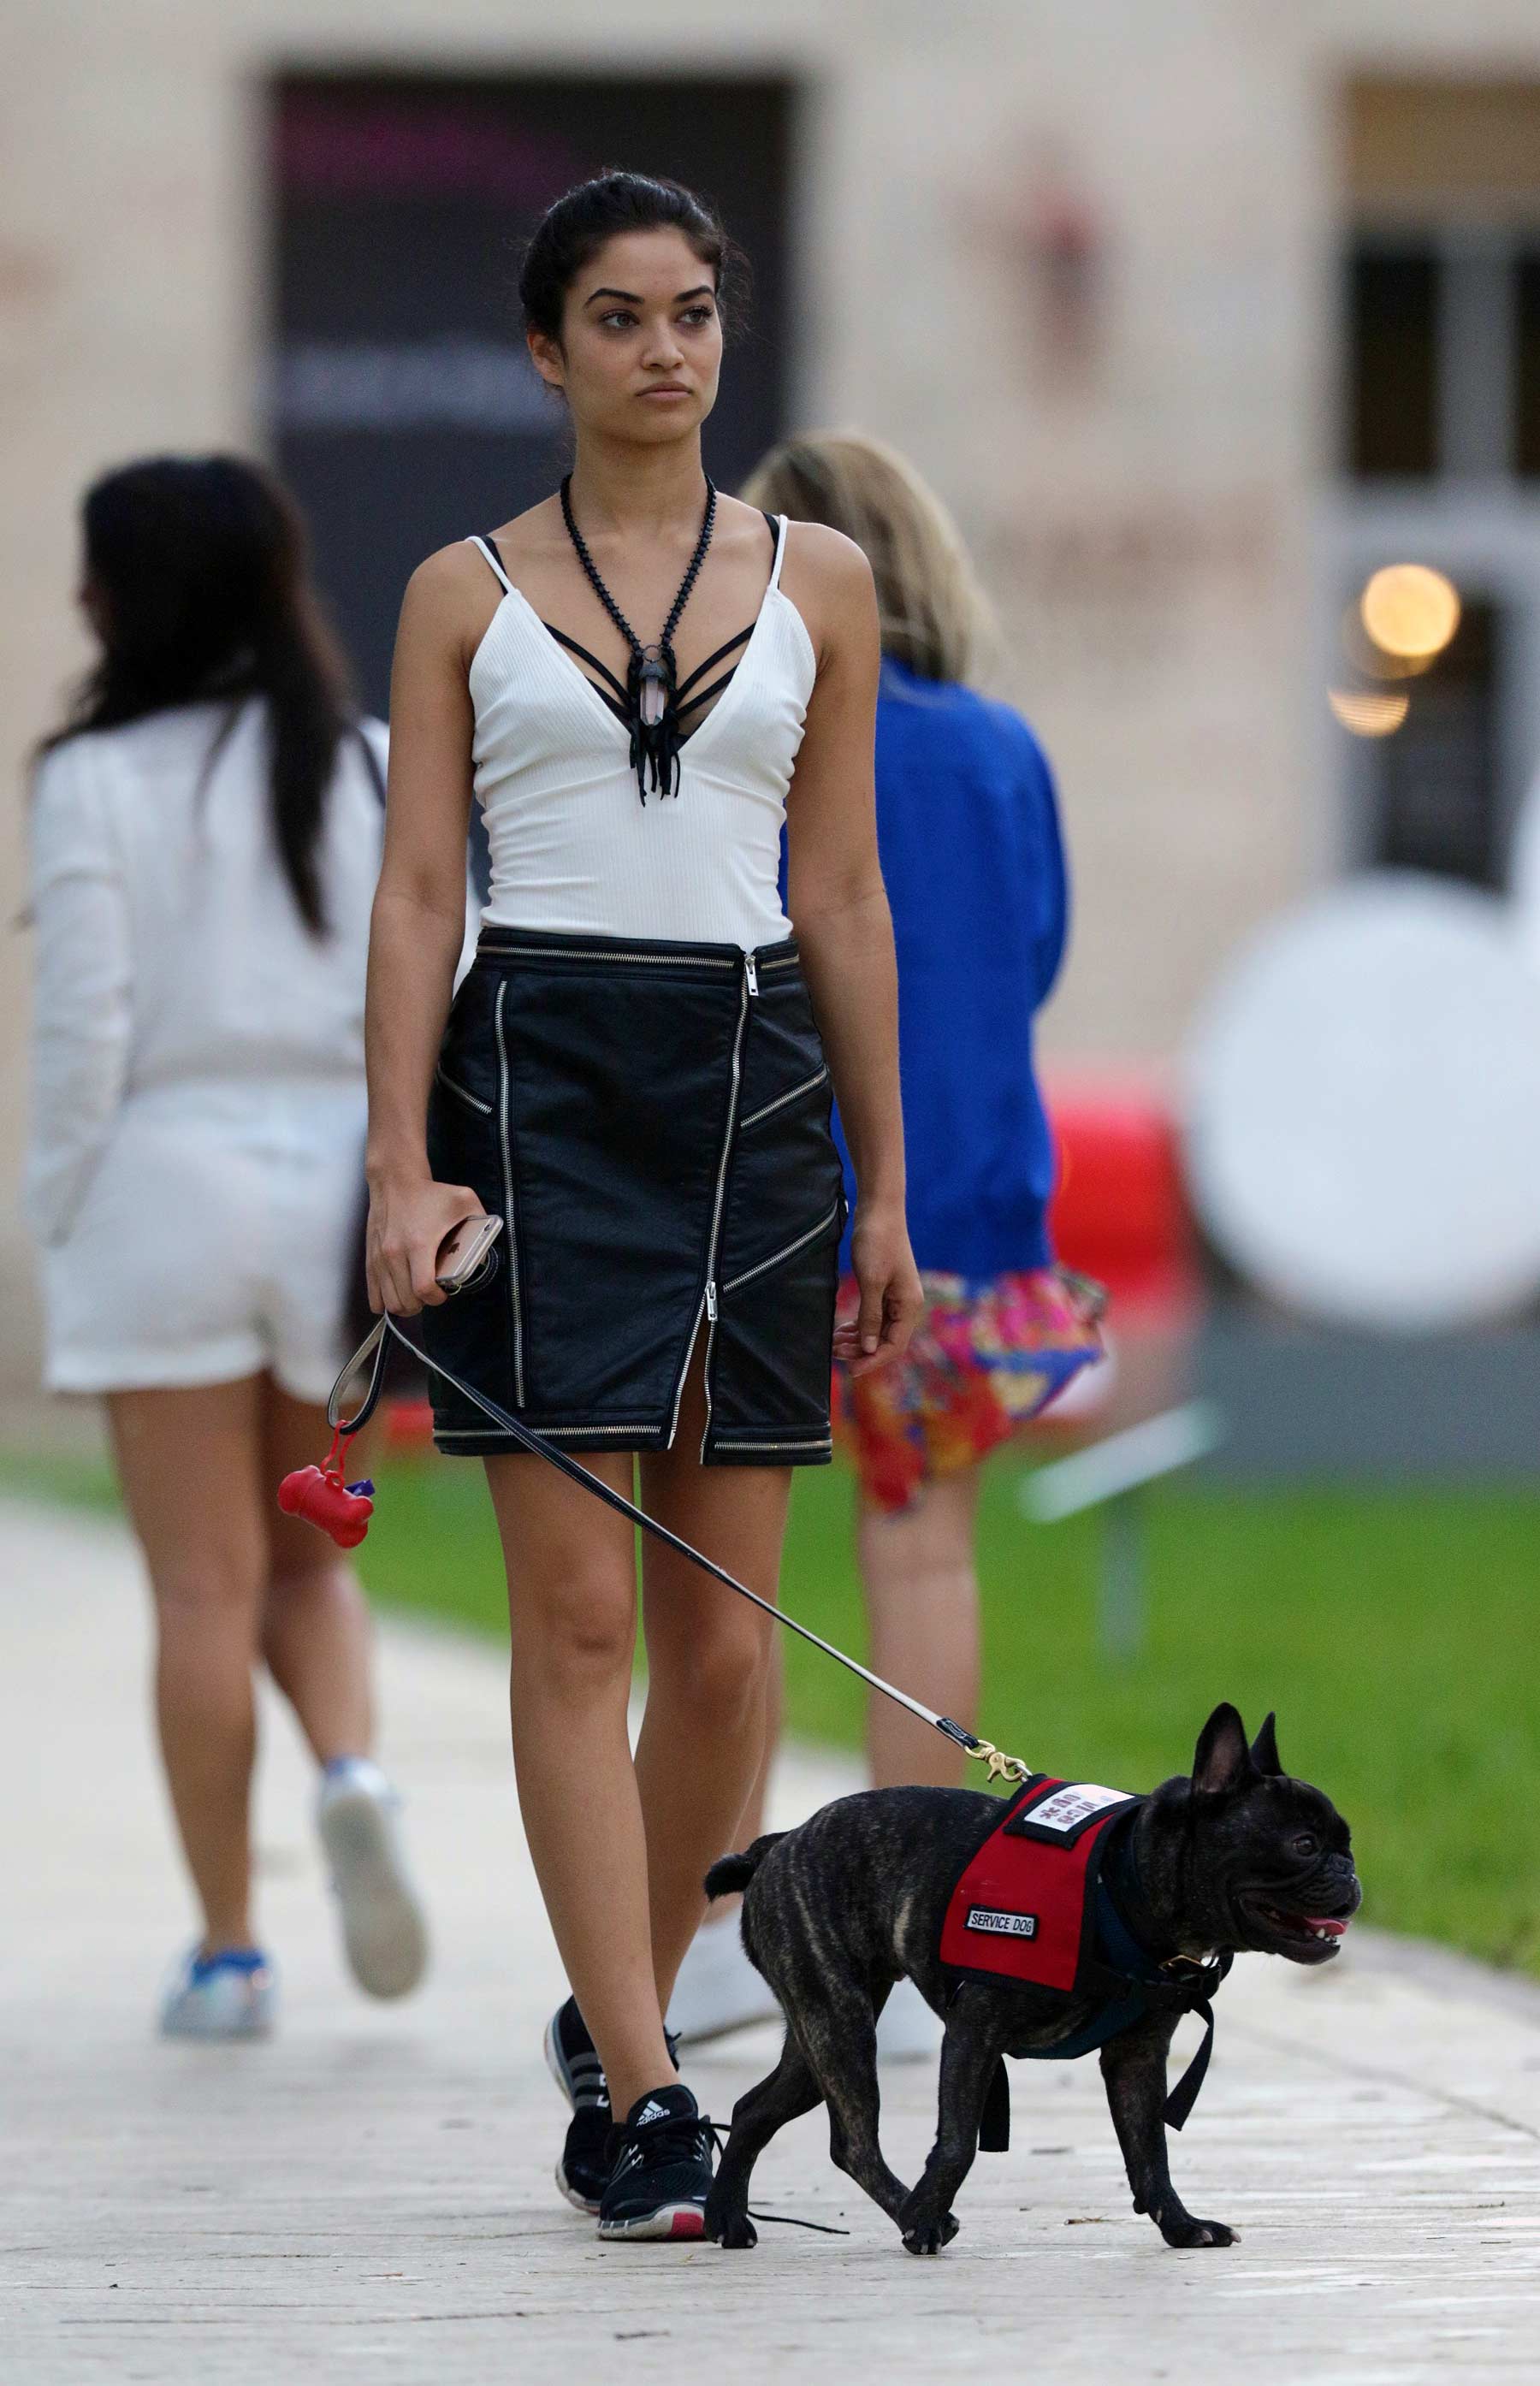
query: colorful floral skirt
[{"left": 832, "top": 1265, "right": 1106, "bottom": 1513}]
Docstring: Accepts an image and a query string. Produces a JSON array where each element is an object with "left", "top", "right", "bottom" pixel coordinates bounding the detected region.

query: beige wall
[{"left": 4, "top": 0, "right": 1539, "bottom": 1389}]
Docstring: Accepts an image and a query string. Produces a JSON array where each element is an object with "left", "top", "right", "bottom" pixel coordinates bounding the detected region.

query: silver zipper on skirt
[
  {"left": 663, "top": 951, "right": 757, "bottom": 1455},
  {"left": 493, "top": 980, "right": 525, "bottom": 1407},
  {"left": 720, "top": 1199, "right": 841, "bottom": 1296},
  {"left": 739, "top": 1064, "right": 828, "bottom": 1133},
  {"left": 435, "top": 1065, "right": 493, "bottom": 1116}
]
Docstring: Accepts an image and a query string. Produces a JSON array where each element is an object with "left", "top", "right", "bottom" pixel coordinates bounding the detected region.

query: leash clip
[{"left": 969, "top": 1739, "right": 1033, "bottom": 1787}]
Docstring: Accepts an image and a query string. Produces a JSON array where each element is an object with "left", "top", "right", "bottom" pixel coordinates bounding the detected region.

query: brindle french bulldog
[{"left": 703, "top": 1702, "right": 1359, "bottom": 2256}]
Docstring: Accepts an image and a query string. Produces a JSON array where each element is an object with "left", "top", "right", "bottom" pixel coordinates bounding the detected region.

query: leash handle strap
[{"left": 327, "top": 1314, "right": 992, "bottom": 1761}]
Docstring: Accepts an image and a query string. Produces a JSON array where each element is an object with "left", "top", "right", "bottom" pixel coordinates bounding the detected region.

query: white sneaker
[
  {"left": 159, "top": 1946, "right": 277, "bottom": 2040},
  {"left": 666, "top": 1910, "right": 781, "bottom": 2045},
  {"left": 317, "top": 1757, "right": 429, "bottom": 2000},
  {"left": 875, "top": 1976, "right": 944, "bottom": 2063}
]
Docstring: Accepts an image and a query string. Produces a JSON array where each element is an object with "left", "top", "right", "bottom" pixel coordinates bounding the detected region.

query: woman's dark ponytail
[
  {"left": 246, "top": 516, "right": 352, "bottom": 937},
  {"left": 39, "top": 455, "right": 353, "bottom": 938}
]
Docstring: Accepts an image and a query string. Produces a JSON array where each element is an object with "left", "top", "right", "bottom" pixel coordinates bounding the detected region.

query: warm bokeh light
[
  {"left": 1328, "top": 685, "right": 1410, "bottom": 737},
  {"left": 1359, "top": 565, "right": 1461, "bottom": 663},
  {"left": 1340, "top": 601, "right": 1434, "bottom": 682}
]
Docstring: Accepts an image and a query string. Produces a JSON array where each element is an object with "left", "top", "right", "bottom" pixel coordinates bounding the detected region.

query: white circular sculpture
[
  {"left": 1184, "top": 873, "right": 1540, "bottom": 1329},
  {"left": 1512, "top": 765, "right": 1540, "bottom": 977}
]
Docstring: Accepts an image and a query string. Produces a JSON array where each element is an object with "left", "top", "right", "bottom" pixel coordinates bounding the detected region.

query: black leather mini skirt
[{"left": 419, "top": 925, "right": 845, "bottom": 1465}]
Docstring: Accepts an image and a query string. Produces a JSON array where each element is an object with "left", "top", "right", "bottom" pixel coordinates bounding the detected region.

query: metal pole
[{"left": 1099, "top": 1487, "right": 1146, "bottom": 1667}]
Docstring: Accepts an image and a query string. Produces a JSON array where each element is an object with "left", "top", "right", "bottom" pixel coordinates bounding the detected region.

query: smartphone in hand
[{"left": 435, "top": 1212, "right": 503, "bottom": 1294}]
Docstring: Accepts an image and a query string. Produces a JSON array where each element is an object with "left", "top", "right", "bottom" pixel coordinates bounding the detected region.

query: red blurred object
[
  {"left": 1045, "top": 1076, "right": 1199, "bottom": 1331},
  {"left": 276, "top": 1463, "right": 374, "bottom": 1548},
  {"left": 383, "top": 1397, "right": 436, "bottom": 1449}
]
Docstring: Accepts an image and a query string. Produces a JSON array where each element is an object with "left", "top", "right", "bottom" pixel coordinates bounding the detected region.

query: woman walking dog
[
  {"left": 24, "top": 455, "right": 429, "bottom": 2038},
  {"left": 365, "top": 171, "right": 920, "bottom": 2240}
]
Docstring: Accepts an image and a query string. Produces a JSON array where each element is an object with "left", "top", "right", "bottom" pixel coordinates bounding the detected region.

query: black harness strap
[
  {"left": 544, "top": 618, "right": 756, "bottom": 735},
  {"left": 974, "top": 1964, "right": 1223, "bottom": 2160},
  {"left": 1161, "top": 1995, "right": 1220, "bottom": 2131},
  {"left": 674, "top": 625, "right": 755, "bottom": 699},
  {"left": 538, "top": 623, "right": 632, "bottom": 716}
]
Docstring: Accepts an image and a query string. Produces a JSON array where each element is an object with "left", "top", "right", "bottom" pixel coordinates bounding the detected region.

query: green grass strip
[{"left": 5, "top": 1445, "right": 1536, "bottom": 1976}]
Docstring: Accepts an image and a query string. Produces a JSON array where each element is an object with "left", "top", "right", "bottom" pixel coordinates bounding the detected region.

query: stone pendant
[{"left": 637, "top": 645, "right": 669, "bottom": 728}]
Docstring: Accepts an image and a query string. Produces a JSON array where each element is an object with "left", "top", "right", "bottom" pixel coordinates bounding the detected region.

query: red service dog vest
[
  {"left": 939, "top": 1773, "right": 1230, "bottom": 2148},
  {"left": 939, "top": 1774, "right": 1140, "bottom": 1989}
]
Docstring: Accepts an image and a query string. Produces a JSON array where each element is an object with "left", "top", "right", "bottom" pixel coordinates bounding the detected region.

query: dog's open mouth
[{"left": 1250, "top": 1900, "right": 1351, "bottom": 1957}]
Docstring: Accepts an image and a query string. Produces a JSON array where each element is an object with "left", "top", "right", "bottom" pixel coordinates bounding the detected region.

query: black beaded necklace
[{"left": 559, "top": 470, "right": 717, "bottom": 804}]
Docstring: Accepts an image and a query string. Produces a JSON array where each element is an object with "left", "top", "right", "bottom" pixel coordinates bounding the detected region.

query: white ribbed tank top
[{"left": 467, "top": 513, "right": 816, "bottom": 944}]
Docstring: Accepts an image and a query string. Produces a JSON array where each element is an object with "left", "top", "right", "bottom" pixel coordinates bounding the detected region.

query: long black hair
[
  {"left": 40, "top": 454, "right": 353, "bottom": 936},
  {"left": 518, "top": 169, "right": 749, "bottom": 345}
]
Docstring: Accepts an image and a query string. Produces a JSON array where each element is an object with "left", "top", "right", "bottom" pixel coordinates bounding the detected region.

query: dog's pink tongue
[{"left": 1306, "top": 1916, "right": 1349, "bottom": 1938}]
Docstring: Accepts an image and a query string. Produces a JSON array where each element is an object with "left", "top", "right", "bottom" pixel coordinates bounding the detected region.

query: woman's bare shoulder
[
  {"left": 777, "top": 519, "right": 877, "bottom": 666},
  {"left": 399, "top": 532, "right": 522, "bottom": 665},
  {"left": 781, "top": 518, "right": 869, "bottom": 575},
  {"left": 401, "top": 538, "right": 485, "bottom": 615}
]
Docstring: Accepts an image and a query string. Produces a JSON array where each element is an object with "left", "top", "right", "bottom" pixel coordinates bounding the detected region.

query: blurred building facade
[{"left": 3, "top": 0, "right": 1540, "bottom": 1386}]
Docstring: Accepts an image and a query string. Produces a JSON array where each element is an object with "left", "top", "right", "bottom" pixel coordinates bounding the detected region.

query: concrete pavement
[{"left": 3, "top": 1495, "right": 1538, "bottom": 2385}]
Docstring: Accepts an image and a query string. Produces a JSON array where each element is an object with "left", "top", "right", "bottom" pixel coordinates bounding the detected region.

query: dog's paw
[
  {"left": 706, "top": 2204, "right": 758, "bottom": 2252},
  {"left": 1158, "top": 2211, "right": 1237, "bottom": 2249},
  {"left": 901, "top": 2212, "right": 960, "bottom": 2257}
]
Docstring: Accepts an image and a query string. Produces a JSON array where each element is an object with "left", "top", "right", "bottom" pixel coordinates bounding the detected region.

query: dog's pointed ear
[
  {"left": 1193, "top": 1702, "right": 1253, "bottom": 1796},
  {"left": 1250, "top": 1711, "right": 1282, "bottom": 1776}
]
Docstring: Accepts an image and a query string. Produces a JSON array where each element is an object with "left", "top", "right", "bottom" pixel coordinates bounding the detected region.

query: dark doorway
[
  {"left": 1365, "top": 595, "right": 1504, "bottom": 888},
  {"left": 1344, "top": 242, "right": 1440, "bottom": 480},
  {"left": 268, "top": 72, "right": 797, "bottom": 712}
]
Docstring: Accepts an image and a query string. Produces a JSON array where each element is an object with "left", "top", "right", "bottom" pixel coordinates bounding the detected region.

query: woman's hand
[
  {"left": 834, "top": 1197, "right": 923, "bottom": 1378},
  {"left": 367, "top": 1173, "right": 489, "bottom": 1316}
]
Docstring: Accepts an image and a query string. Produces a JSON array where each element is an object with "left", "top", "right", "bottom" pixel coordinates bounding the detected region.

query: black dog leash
[
  {"left": 329, "top": 1316, "right": 1223, "bottom": 2166},
  {"left": 328, "top": 1312, "right": 1035, "bottom": 1790}
]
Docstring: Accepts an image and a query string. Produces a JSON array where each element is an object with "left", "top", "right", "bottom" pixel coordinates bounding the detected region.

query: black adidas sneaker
[
  {"left": 544, "top": 1998, "right": 683, "bottom": 2215},
  {"left": 597, "top": 2084, "right": 714, "bottom": 2242},
  {"left": 544, "top": 1997, "right": 613, "bottom": 2214}
]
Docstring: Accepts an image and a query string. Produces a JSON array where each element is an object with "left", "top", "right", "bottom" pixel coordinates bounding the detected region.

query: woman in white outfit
[{"left": 25, "top": 454, "right": 428, "bottom": 2036}]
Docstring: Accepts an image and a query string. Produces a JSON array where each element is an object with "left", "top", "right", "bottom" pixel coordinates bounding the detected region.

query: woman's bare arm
[
  {"left": 364, "top": 548, "right": 489, "bottom": 1315},
  {"left": 781, "top": 525, "right": 921, "bottom": 1373}
]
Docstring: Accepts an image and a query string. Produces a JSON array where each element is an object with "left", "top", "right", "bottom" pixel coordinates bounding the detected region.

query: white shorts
[{"left": 40, "top": 1081, "right": 368, "bottom": 1404}]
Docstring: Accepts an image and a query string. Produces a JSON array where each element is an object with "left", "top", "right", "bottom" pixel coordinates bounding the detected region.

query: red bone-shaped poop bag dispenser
[{"left": 277, "top": 1424, "right": 374, "bottom": 1549}]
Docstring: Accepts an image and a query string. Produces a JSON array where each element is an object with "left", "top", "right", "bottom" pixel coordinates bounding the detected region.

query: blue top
[{"left": 830, "top": 656, "right": 1069, "bottom": 1282}]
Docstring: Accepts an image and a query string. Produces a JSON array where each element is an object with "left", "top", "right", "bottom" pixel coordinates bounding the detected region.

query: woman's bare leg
[
  {"left": 859, "top": 1467, "right": 982, "bottom": 1788},
  {"left": 684, "top": 1462, "right": 983, "bottom": 1951},
  {"left": 105, "top": 1377, "right": 269, "bottom": 1951},
  {"left": 259, "top": 1381, "right": 375, "bottom": 1765},
  {"left": 483, "top": 1440, "right": 672, "bottom": 2117},
  {"left": 637, "top": 1344, "right": 791, "bottom": 2011},
  {"left": 672, "top": 1462, "right": 984, "bottom": 2044},
  {"left": 726, "top": 1643, "right": 783, "bottom": 1854},
  {"left": 706, "top": 1466, "right": 981, "bottom": 1862}
]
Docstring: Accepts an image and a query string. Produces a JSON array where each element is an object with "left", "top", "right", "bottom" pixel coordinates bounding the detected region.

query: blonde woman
[{"left": 669, "top": 434, "right": 1100, "bottom": 2052}]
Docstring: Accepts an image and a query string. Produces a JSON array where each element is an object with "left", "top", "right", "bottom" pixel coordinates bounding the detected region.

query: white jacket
[{"left": 25, "top": 700, "right": 388, "bottom": 1247}]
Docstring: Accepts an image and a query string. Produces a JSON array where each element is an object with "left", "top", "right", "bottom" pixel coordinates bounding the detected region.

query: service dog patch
[
  {"left": 966, "top": 1907, "right": 1039, "bottom": 1940},
  {"left": 1013, "top": 1783, "right": 1127, "bottom": 1838}
]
